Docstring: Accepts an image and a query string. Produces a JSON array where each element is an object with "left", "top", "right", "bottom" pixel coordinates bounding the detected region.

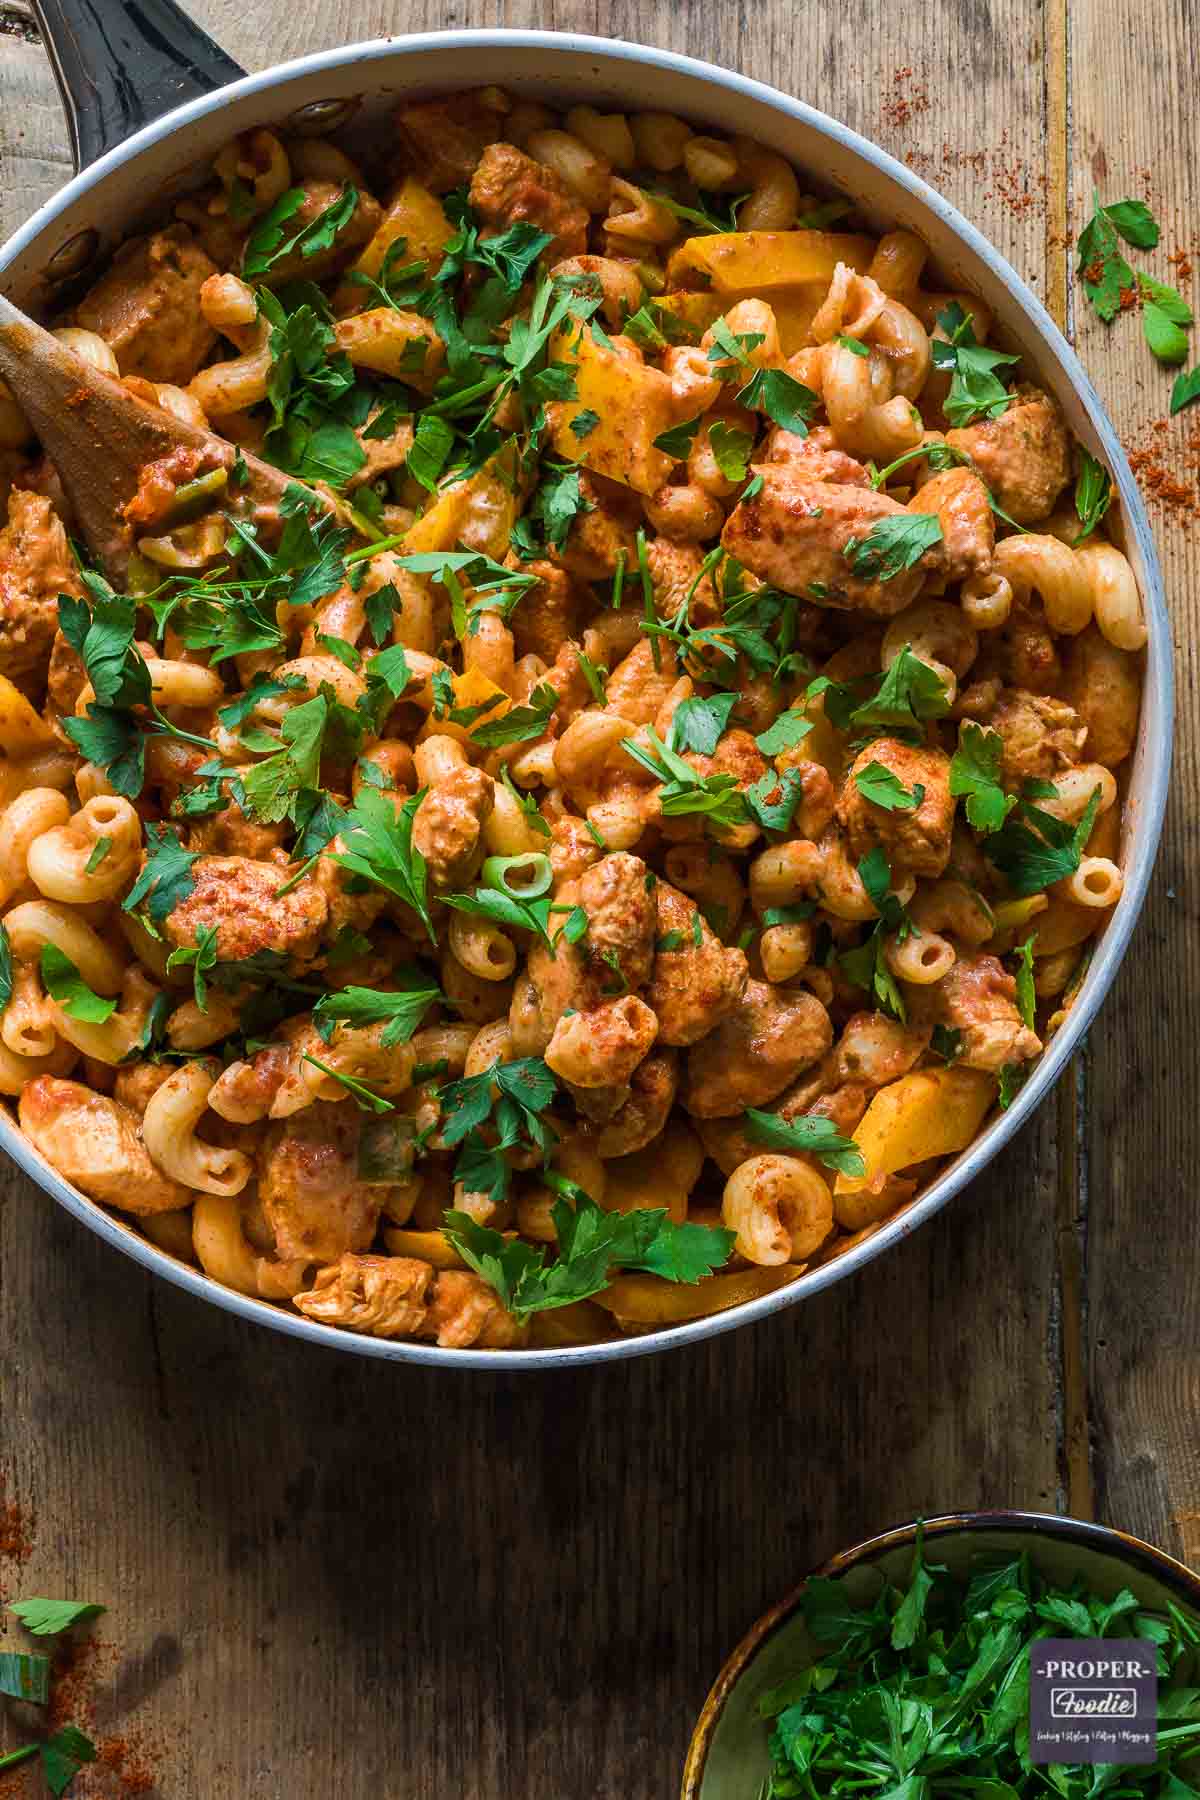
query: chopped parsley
[
  {"left": 931, "top": 302, "right": 1020, "bottom": 427},
  {"left": 744, "top": 1108, "right": 866, "bottom": 1177},
  {"left": 949, "top": 722, "right": 1017, "bottom": 833},
  {"left": 443, "top": 1178, "right": 733, "bottom": 1317},
  {"left": 1074, "top": 447, "right": 1113, "bottom": 540},
  {"left": 843, "top": 513, "right": 943, "bottom": 581}
]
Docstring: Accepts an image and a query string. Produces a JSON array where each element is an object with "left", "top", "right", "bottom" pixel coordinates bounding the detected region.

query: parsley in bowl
[{"left": 682, "top": 1513, "right": 1200, "bottom": 1800}]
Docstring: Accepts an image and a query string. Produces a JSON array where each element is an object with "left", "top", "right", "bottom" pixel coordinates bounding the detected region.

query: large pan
[{"left": 0, "top": 0, "right": 1173, "bottom": 1367}]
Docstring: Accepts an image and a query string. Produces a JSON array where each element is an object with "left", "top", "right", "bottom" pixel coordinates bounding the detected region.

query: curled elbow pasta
[{"left": 143, "top": 1061, "right": 253, "bottom": 1196}]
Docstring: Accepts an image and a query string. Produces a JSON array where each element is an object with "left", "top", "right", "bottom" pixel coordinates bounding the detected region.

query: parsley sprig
[{"left": 443, "top": 1179, "right": 734, "bottom": 1318}]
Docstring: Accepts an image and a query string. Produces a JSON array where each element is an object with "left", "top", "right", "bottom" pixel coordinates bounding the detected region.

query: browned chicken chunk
[
  {"left": 837, "top": 738, "right": 956, "bottom": 879},
  {"left": 915, "top": 953, "right": 1042, "bottom": 1072},
  {"left": 723, "top": 468, "right": 930, "bottom": 617},
  {"left": 412, "top": 765, "right": 495, "bottom": 891},
  {"left": 395, "top": 89, "right": 509, "bottom": 192},
  {"left": 468, "top": 142, "right": 589, "bottom": 262},
  {"left": 945, "top": 387, "right": 1071, "bottom": 525},
  {"left": 528, "top": 852, "right": 657, "bottom": 1031},
  {"left": 581, "top": 1047, "right": 679, "bottom": 1158},
  {"left": 987, "top": 689, "right": 1087, "bottom": 787},
  {"left": 73, "top": 226, "right": 219, "bottom": 383},
  {"left": 260, "top": 182, "right": 381, "bottom": 285},
  {"left": 604, "top": 638, "right": 682, "bottom": 726},
  {"left": 683, "top": 979, "right": 833, "bottom": 1117},
  {"left": 909, "top": 468, "right": 994, "bottom": 584},
  {"left": 258, "top": 1101, "right": 387, "bottom": 1263},
  {"left": 0, "top": 489, "right": 82, "bottom": 683},
  {"left": 761, "top": 423, "right": 870, "bottom": 486},
  {"left": 163, "top": 856, "right": 328, "bottom": 964},
  {"left": 19, "top": 1076, "right": 191, "bottom": 1214},
  {"left": 647, "top": 879, "right": 748, "bottom": 1045},
  {"left": 508, "top": 560, "right": 579, "bottom": 662},
  {"left": 294, "top": 1253, "right": 434, "bottom": 1338},
  {"left": 423, "top": 1269, "right": 528, "bottom": 1348},
  {"left": 550, "top": 470, "right": 641, "bottom": 580}
]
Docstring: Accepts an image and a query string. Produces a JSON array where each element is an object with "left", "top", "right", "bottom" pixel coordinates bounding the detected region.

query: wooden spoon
[{"left": 0, "top": 290, "right": 310, "bottom": 582}]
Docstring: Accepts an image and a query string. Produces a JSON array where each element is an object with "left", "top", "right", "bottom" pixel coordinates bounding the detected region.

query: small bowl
[{"left": 682, "top": 1510, "right": 1200, "bottom": 1799}]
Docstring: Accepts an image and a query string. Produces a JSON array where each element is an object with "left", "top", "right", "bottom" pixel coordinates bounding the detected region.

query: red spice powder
[
  {"left": 881, "top": 66, "right": 930, "bottom": 131},
  {"left": 0, "top": 1476, "right": 35, "bottom": 1576},
  {"left": 1168, "top": 247, "right": 1193, "bottom": 283},
  {"left": 1125, "top": 416, "right": 1200, "bottom": 524}
]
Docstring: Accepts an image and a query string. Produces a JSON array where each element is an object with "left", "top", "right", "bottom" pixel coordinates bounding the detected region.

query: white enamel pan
[{"left": 0, "top": 2, "right": 1172, "bottom": 1366}]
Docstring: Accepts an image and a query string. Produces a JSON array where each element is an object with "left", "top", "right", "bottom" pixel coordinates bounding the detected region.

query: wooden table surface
[{"left": 1, "top": 0, "right": 1197, "bottom": 1793}]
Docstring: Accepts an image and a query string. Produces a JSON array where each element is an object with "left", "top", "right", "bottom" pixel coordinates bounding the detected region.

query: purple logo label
[{"left": 1029, "top": 1639, "right": 1157, "bottom": 1764}]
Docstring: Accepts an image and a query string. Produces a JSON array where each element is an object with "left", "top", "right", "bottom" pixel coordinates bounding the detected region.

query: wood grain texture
[
  {"left": 1068, "top": 0, "right": 1200, "bottom": 1568},
  {"left": 0, "top": 0, "right": 1178, "bottom": 1790}
]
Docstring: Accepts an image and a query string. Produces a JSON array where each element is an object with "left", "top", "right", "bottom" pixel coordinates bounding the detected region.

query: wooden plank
[
  {"left": 1069, "top": 0, "right": 1200, "bottom": 1565},
  {"left": 0, "top": 2, "right": 1069, "bottom": 1793}
]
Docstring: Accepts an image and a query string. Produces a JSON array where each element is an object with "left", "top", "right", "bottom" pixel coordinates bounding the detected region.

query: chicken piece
[
  {"left": 581, "top": 1047, "right": 679, "bottom": 1158},
  {"left": 546, "top": 994, "right": 658, "bottom": 1088},
  {"left": 294, "top": 1253, "right": 434, "bottom": 1338},
  {"left": 163, "top": 856, "right": 328, "bottom": 964},
  {"left": 113, "top": 1060, "right": 175, "bottom": 1117},
  {"left": 604, "top": 637, "right": 682, "bottom": 726},
  {"left": 261, "top": 182, "right": 382, "bottom": 286},
  {"left": 422, "top": 1268, "right": 528, "bottom": 1349},
  {"left": 837, "top": 737, "right": 955, "bottom": 879},
  {"left": 19, "top": 1076, "right": 191, "bottom": 1214},
  {"left": 771, "top": 756, "right": 837, "bottom": 840},
  {"left": 918, "top": 953, "right": 1042, "bottom": 1072},
  {"left": 988, "top": 689, "right": 1087, "bottom": 787},
  {"left": 314, "top": 849, "right": 389, "bottom": 941},
  {"left": 527, "top": 851, "right": 657, "bottom": 1031},
  {"left": 695, "top": 1069, "right": 871, "bottom": 1177},
  {"left": 411, "top": 765, "right": 495, "bottom": 891},
  {"left": 185, "top": 800, "right": 288, "bottom": 861},
  {"left": 258, "top": 1101, "right": 388, "bottom": 1263},
  {"left": 509, "top": 560, "right": 579, "bottom": 662},
  {"left": 761, "top": 423, "right": 870, "bottom": 487},
  {"left": 646, "top": 537, "right": 719, "bottom": 624},
  {"left": 548, "top": 810, "right": 604, "bottom": 885},
  {"left": 469, "top": 141, "right": 589, "bottom": 263},
  {"left": 0, "top": 490, "right": 83, "bottom": 684},
  {"left": 909, "top": 468, "right": 994, "bottom": 584},
  {"left": 945, "top": 386, "right": 1071, "bottom": 525},
  {"left": 653, "top": 728, "right": 768, "bottom": 847},
  {"left": 647, "top": 879, "right": 748, "bottom": 1046},
  {"left": 395, "top": 90, "right": 509, "bottom": 194},
  {"left": 73, "top": 226, "right": 219, "bottom": 383},
  {"left": 723, "top": 468, "right": 929, "bottom": 618},
  {"left": 577, "top": 852, "right": 658, "bottom": 990},
  {"left": 550, "top": 470, "right": 641, "bottom": 581},
  {"left": 683, "top": 979, "right": 833, "bottom": 1118}
]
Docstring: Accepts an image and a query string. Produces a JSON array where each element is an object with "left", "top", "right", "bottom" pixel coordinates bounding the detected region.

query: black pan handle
[{"left": 29, "top": 0, "right": 246, "bottom": 171}]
